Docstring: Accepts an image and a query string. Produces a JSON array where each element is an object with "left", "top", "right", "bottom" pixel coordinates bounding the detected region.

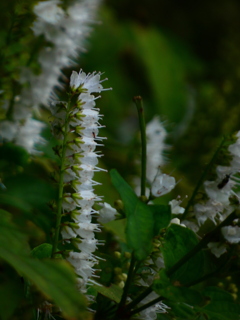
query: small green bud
[
  {"left": 117, "top": 281, "right": 125, "bottom": 289},
  {"left": 139, "top": 195, "right": 148, "bottom": 203},
  {"left": 71, "top": 179, "right": 80, "bottom": 190},
  {"left": 124, "top": 252, "right": 131, "bottom": 259},
  {"left": 114, "top": 267, "right": 122, "bottom": 275},
  {"left": 75, "top": 126, "right": 83, "bottom": 134},
  {"left": 122, "top": 273, "right": 128, "bottom": 281},
  {"left": 74, "top": 137, "right": 83, "bottom": 147},
  {"left": 114, "top": 251, "right": 121, "bottom": 259},
  {"left": 114, "top": 199, "right": 124, "bottom": 211},
  {"left": 72, "top": 192, "right": 82, "bottom": 200},
  {"left": 232, "top": 293, "right": 238, "bottom": 300}
]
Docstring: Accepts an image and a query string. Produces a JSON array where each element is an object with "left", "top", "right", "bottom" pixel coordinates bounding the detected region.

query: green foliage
[
  {"left": 31, "top": 243, "right": 53, "bottom": 259},
  {"left": 110, "top": 169, "right": 154, "bottom": 260},
  {"left": 148, "top": 204, "right": 171, "bottom": 236},
  {"left": 94, "top": 284, "right": 123, "bottom": 304},
  {"left": 103, "top": 218, "right": 127, "bottom": 243},
  {"left": 161, "top": 224, "right": 206, "bottom": 285},
  {"left": 0, "top": 211, "right": 87, "bottom": 319},
  {"left": 199, "top": 287, "right": 240, "bottom": 320},
  {"left": 153, "top": 269, "right": 204, "bottom": 305}
]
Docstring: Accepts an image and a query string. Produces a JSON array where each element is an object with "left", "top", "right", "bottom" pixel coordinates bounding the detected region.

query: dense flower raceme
[
  {"left": 138, "top": 292, "right": 170, "bottom": 320},
  {"left": 51, "top": 70, "right": 110, "bottom": 292},
  {"left": 191, "top": 132, "right": 240, "bottom": 256},
  {"left": 146, "top": 116, "right": 168, "bottom": 183},
  {"left": 0, "top": 0, "right": 101, "bottom": 153},
  {"left": 135, "top": 116, "right": 176, "bottom": 201}
]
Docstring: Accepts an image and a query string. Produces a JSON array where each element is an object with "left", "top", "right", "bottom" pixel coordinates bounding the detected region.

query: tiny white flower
[
  {"left": 169, "top": 199, "right": 185, "bottom": 214},
  {"left": 208, "top": 242, "right": 227, "bottom": 258},
  {"left": 146, "top": 116, "right": 168, "bottom": 182},
  {"left": 151, "top": 172, "right": 176, "bottom": 197},
  {"left": 222, "top": 226, "right": 240, "bottom": 243},
  {"left": 98, "top": 203, "right": 118, "bottom": 224},
  {"left": 170, "top": 218, "right": 186, "bottom": 227},
  {"left": 33, "top": 0, "right": 64, "bottom": 24}
]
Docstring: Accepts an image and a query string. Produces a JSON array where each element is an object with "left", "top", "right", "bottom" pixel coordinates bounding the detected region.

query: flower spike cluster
[
  {"left": 191, "top": 133, "right": 240, "bottom": 257},
  {"left": 51, "top": 70, "right": 111, "bottom": 292},
  {"left": 0, "top": 0, "right": 101, "bottom": 154}
]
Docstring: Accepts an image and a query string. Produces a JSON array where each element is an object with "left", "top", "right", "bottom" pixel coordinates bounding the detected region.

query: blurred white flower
[
  {"left": 169, "top": 199, "right": 185, "bottom": 214},
  {"left": 151, "top": 172, "right": 176, "bottom": 197},
  {"left": 146, "top": 116, "right": 168, "bottom": 182},
  {"left": 98, "top": 202, "right": 118, "bottom": 224},
  {"left": 222, "top": 226, "right": 240, "bottom": 243},
  {"left": 207, "top": 242, "right": 227, "bottom": 258}
]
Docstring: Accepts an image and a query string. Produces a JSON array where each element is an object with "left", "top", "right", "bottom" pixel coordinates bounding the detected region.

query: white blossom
[
  {"left": 146, "top": 116, "right": 168, "bottom": 182},
  {"left": 138, "top": 292, "right": 170, "bottom": 320},
  {"left": 207, "top": 242, "right": 227, "bottom": 258},
  {"left": 169, "top": 199, "right": 185, "bottom": 214},
  {"left": 1, "top": 0, "right": 102, "bottom": 153},
  {"left": 151, "top": 172, "right": 176, "bottom": 197},
  {"left": 222, "top": 226, "right": 240, "bottom": 243},
  {"left": 50, "top": 70, "right": 110, "bottom": 293},
  {"left": 98, "top": 202, "right": 118, "bottom": 224},
  {"left": 170, "top": 218, "right": 186, "bottom": 227}
]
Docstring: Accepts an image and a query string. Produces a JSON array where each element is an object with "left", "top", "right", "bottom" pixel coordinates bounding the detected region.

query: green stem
[
  {"left": 166, "top": 210, "right": 237, "bottom": 277},
  {"left": 133, "top": 96, "right": 147, "bottom": 197},
  {"left": 51, "top": 98, "right": 72, "bottom": 258},
  {"left": 124, "top": 286, "right": 153, "bottom": 313},
  {"left": 118, "top": 254, "right": 136, "bottom": 309},
  {"left": 182, "top": 137, "right": 226, "bottom": 220},
  {"left": 129, "top": 296, "right": 164, "bottom": 317}
]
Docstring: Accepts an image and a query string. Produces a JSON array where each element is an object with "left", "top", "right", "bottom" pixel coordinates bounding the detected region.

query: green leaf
[
  {"left": 201, "top": 301, "right": 240, "bottom": 320},
  {"left": 0, "top": 143, "right": 29, "bottom": 167},
  {"left": 0, "top": 218, "right": 87, "bottom": 319},
  {"left": 110, "top": 169, "right": 154, "bottom": 260},
  {"left": 94, "top": 284, "right": 123, "bottom": 303},
  {"left": 197, "top": 286, "right": 240, "bottom": 320},
  {"left": 31, "top": 243, "right": 53, "bottom": 259},
  {"left": 202, "top": 286, "right": 234, "bottom": 302},
  {"left": 162, "top": 224, "right": 205, "bottom": 285},
  {"left": 153, "top": 269, "right": 204, "bottom": 306},
  {"left": 148, "top": 204, "right": 171, "bottom": 236},
  {"left": 103, "top": 219, "right": 127, "bottom": 243},
  {"left": 0, "top": 272, "right": 24, "bottom": 320},
  {"left": 166, "top": 301, "right": 197, "bottom": 320}
]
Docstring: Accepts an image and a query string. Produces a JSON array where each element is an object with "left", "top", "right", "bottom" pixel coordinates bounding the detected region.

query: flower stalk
[
  {"left": 50, "top": 69, "right": 111, "bottom": 291},
  {"left": 134, "top": 96, "right": 147, "bottom": 197},
  {"left": 51, "top": 96, "right": 72, "bottom": 258}
]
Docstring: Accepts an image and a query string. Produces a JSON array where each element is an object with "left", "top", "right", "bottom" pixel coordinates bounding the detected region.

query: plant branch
[
  {"left": 51, "top": 97, "right": 71, "bottom": 258},
  {"left": 182, "top": 137, "right": 226, "bottom": 220},
  {"left": 167, "top": 210, "right": 237, "bottom": 277},
  {"left": 133, "top": 96, "right": 147, "bottom": 197},
  {"left": 123, "top": 209, "right": 238, "bottom": 315},
  {"left": 128, "top": 295, "right": 164, "bottom": 317},
  {"left": 118, "top": 254, "right": 136, "bottom": 309},
  {"left": 124, "top": 286, "right": 153, "bottom": 313}
]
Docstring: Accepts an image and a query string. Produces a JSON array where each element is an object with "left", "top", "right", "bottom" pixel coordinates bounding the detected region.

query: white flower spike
[{"left": 50, "top": 70, "right": 110, "bottom": 293}]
